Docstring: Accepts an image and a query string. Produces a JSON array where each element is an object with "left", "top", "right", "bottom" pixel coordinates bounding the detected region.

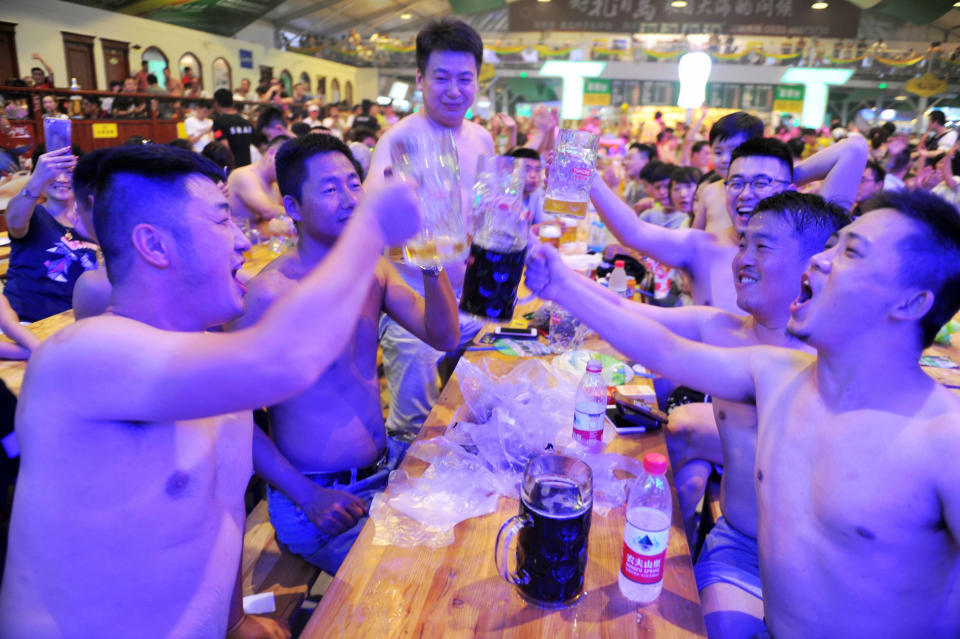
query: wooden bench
[{"left": 241, "top": 500, "right": 323, "bottom": 623}]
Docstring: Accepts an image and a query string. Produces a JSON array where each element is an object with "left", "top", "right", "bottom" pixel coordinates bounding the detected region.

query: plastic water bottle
[
  {"left": 572, "top": 358, "right": 606, "bottom": 445},
  {"left": 620, "top": 452, "right": 672, "bottom": 603},
  {"left": 587, "top": 218, "right": 607, "bottom": 254},
  {"left": 609, "top": 260, "right": 629, "bottom": 298}
]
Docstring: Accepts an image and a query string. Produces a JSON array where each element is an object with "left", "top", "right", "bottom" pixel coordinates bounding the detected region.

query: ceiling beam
[
  {"left": 317, "top": 0, "right": 430, "bottom": 36},
  {"left": 273, "top": 0, "right": 349, "bottom": 27}
]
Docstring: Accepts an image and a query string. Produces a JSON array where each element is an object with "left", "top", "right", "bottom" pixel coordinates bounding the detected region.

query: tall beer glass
[
  {"left": 543, "top": 129, "right": 599, "bottom": 219},
  {"left": 390, "top": 128, "right": 469, "bottom": 268},
  {"left": 460, "top": 156, "right": 530, "bottom": 322}
]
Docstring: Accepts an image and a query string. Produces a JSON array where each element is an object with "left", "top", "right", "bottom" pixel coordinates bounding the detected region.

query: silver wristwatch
[
  {"left": 19, "top": 185, "right": 39, "bottom": 201},
  {"left": 420, "top": 265, "right": 443, "bottom": 277}
]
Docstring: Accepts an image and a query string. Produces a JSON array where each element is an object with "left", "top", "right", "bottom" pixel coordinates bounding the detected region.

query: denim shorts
[{"left": 266, "top": 436, "right": 408, "bottom": 575}]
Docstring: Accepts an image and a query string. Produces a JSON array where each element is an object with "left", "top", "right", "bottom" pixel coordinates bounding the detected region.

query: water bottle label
[
  {"left": 573, "top": 409, "right": 603, "bottom": 441},
  {"left": 620, "top": 522, "right": 669, "bottom": 584}
]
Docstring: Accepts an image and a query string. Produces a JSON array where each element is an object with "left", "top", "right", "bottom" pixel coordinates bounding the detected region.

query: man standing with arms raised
[
  {"left": 366, "top": 18, "right": 494, "bottom": 440},
  {"left": 0, "top": 145, "right": 421, "bottom": 638}
]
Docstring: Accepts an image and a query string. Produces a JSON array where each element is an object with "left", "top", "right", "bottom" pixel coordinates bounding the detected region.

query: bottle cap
[
  {"left": 586, "top": 358, "right": 602, "bottom": 373},
  {"left": 643, "top": 452, "right": 668, "bottom": 475},
  {"left": 614, "top": 260, "right": 625, "bottom": 268}
]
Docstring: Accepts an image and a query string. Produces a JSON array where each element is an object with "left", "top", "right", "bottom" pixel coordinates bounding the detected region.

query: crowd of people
[{"left": 0, "top": 15, "right": 958, "bottom": 639}]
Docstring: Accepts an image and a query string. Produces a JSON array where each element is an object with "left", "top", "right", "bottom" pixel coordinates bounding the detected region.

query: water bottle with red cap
[
  {"left": 619, "top": 452, "right": 672, "bottom": 602},
  {"left": 608, "top": 259, "right": 629, "bottom": 298},
  {"left": 572, "top": 358, "right": 605, "bottom": 445}
]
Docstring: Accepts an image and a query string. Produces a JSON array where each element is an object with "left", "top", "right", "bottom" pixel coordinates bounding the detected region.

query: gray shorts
[{"left": 694, "top": 516, "right": 762, "bottom": 600}]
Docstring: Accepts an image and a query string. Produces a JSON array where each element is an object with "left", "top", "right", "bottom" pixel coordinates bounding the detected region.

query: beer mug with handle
[
  {"left": 390, "top": 127, "right": 468, "bottom": 268},
  {"left": 494, "top": 454, "right": 593, "bottom": 607},
  {"left": 460, "top": 156, "right": 532, "bottom": 322},
  {"left": 543, "top": 129, "right": 600, "bottom": 219}
]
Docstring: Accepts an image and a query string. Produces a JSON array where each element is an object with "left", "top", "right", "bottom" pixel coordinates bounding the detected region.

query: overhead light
[
  {"left": 955, "top": 1, "right": 960, "bottom": 6},
  {"left": 539, "top": 61, "right": 606, "bottom": 120},
  {"left": 894, "top": 94, "right": 907, "bottom": 100},
  {"left": 537, "top": 0, "right": 552, "bottom": 3},
  {"left": 677, "top": 52, "right": 712, "bottom": 108},
  {"left": 671, "top": 0, "right": 688, "bottom": 6},
  {"left": 779, "top": 67, "right": 853, "bottom": 128},
  {"left": 811, "top": 1, "right": 828, "bottom": 8},
  {"left": 880, "top": 108, "right": 897, "bottom": 120},
  {"left": 400, "top": 12, "right": 413, "bottom": 19}
]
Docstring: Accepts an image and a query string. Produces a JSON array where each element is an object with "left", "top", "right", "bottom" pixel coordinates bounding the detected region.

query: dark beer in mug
[
  {"left": 459, "top": 243, "right": 527, "bottom": 321},
  {"left": 515, "top": 476, "right": 592, "bottom": 606}
]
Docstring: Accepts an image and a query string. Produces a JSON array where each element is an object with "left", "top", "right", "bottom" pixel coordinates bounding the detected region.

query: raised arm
[
  {"left": 5, "top": 147, "right": 76, "bottom": 239},
  {"left": 31, "top": 53, "right": 54, "bottom": 83},
  {"left": 590, "top": 175, "right": 700, "bottom": 270},
  {"left": 679, "top": 106, "right": 708, "bottom": 168},
  {"left": 382, "top": 261, "right": 460, "bottom": 352},
  {"left": 35, "top": 180, "right": 421, "bottom": 423},
  {"left": 793, "top": 134, "right": 868, "bottom": 212},
  {"left": 525, "top": 243, "right": 759, "bottom": 402},
  {"left": 524, "top": 106, "right": 558, "bottom": 156}
]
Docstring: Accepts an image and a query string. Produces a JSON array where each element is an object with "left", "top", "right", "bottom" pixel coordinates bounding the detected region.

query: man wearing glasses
[{"left": 853, "top": 161, "right": 886, "bottom": 216}]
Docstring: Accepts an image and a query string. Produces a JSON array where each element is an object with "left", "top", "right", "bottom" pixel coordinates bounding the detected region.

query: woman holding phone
[{"left": 4, "top": 144, "right": 98, "bottom": 321}]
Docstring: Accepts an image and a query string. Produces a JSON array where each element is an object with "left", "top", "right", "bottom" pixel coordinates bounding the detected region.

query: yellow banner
[
  {"left": 905, "top": 72, "right": 948, "bottom": 97},
  {"left": 754, "top": 49, "right": 802, "bottom": 60},
  {"left": 773, "top": 99, "right": 804, "bottom": 113},
  {"left": 874, "top": 55, "right": 926, "bottom": 66},
  {"left": 642, "top": 49, "right": 684, "bottom": 59},
  {"left": 92, "top": 123, "right": 118, "bottom": 139}
]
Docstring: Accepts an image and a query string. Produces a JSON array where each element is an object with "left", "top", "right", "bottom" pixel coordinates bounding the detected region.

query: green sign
[
  {"left": 583, "top": 79, "right": 611, "bottom": 106},
  {"left": 775, "top": 85, "right": 805, "bottom": 102}
]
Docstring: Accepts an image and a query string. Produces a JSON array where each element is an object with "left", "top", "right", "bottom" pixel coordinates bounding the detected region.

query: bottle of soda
[
  {"left": 609, "top": 260, "right": 629, "bottom": 298},
  {"left": 572, "top": 359, "right": 605, "bottom": 445},
  {"left": 619, "top": 452, "right": 672, "bottom": 603}
]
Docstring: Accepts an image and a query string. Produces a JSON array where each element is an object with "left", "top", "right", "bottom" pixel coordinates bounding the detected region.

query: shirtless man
[
  {"left": 691, "top": 112, "right": 764, "bottom": 234},
  {"left": 593, "top": 134, "right": 866, "bottom": 571},
  {"left": 527, "top": 191, "right": 848, "bottom": 637},
  {"left": 0, "top": 144, "right": 421, "bottom": 638},
  {"left": 231, "top": 134, "right": 459, "bottom": 573},
  {"left": 527, "top": 188, "right": 960, "bottom": 639},
  {"left": 228, "top": 134, "right": 288, "bottom": 231},
  {"left": 365, "top": 18, "right": 494, "bottom": 439}
]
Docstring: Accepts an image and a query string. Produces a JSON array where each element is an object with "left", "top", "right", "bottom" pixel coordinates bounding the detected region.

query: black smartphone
[{"left": 606, "top": 406, "right": 662, "bottom": 434}]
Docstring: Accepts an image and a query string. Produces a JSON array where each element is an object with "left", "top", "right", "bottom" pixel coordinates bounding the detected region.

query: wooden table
[
  {"left": 301, "top": 336, "right": 709, "bottom": 638},
  {"left": 243, "top": 242, "right": 280, "bottom": 279},
  {"left": 0, "top": 310, "right": 74, "bottom": 395}
]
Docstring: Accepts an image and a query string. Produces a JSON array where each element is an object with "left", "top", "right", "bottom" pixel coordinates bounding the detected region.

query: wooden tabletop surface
[{"left": 301, "top": 333, "right": 709, "bottom": 639}]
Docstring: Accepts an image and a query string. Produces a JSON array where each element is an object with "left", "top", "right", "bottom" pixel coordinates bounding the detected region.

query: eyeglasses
[{"left": 724, "top": 176, "right": 792, "bottom": 194}]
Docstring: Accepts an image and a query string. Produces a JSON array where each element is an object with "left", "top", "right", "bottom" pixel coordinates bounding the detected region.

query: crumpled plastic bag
[
  {"left": 372, "top": 357, "right": 647, "bottom": 546},
  {"left": 369, "top": 489, "right": 454, "bottom": 548}
]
